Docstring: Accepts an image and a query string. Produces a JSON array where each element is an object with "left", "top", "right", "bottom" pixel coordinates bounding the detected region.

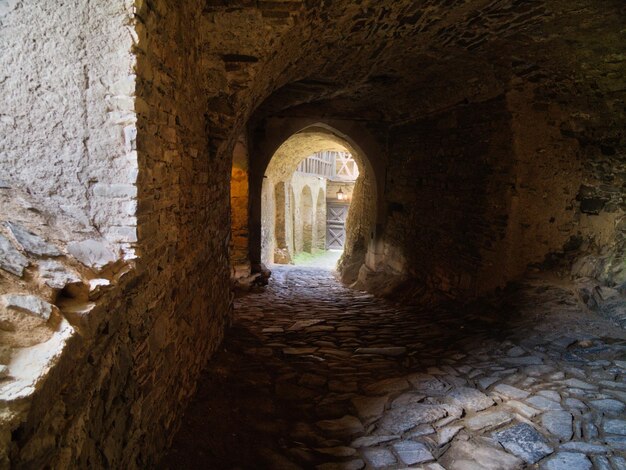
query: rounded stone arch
[
  {"left": 250, "top": 119, "right": 384, "bottom": 280},
  {"left": 315, "top": 188, "right": 326, "bottom": 251},
  {"left": 255, "top": 119, "right": 384, "bottom": 213}
]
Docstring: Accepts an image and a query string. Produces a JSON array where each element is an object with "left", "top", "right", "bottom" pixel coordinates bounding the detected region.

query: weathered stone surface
[
  {"left": 350, "top": 435, "right": 398, "bottom": 448},
  {"left": 5, "top": 222, "right": 60, "bottom": 256},
  {"left": 503, "top": 356, "right": 543, "bottom": 366},
  {"left": 392, "top": 441, "right": 434, "bottom": 465},
  {"left": 408, "top": 374, "right": 449, "bottom": 395},
  {"left": 0, "top": 234, "right": 29, "bottom": 276},
  {"left": 351, "top": 395, "right": 388, "bottom": 421},
  {"left": 288, "top": 319, "right": 325, "bottom": 331},
  {"left": 420, "top": 465, "right": 446, "bottom": 470},
  {"left": 328, "top": 380, "right": 357, "bottom": 393},
  {"left": 164, "top": 266, "right": 626, "bottom": 468},
  {"left": 590, "top": 456, "right": 611, "bottom": 470},
  {"left": 354, "top": 347, "right": 406, "bottom": 356},
  {"left": 378, "top": 405, "right": 447, "bottom": 434},
  {"left": 283, "top": 347, "right": 318, "bottom": 355},
  {"left": 604, "top": 436, "right": 626, "bottom": 451},
  {"left": 1, "top": 294, "right": 53, "bottom": 320},
  {"left": 466, "top": 410, "right": 513, "bottom": 431},
  {"left": 493, "top": 384, "right": 530, "bottom": 400},
  {"left": 316, "top": 415, "right": 363, "bottom": 437},
  {"left": 364, "top": 378, "right": 409, "bottom": 395},
  {"left": 589, "top": 399, "right": 626, "bottom": 415},
  {"left": 505, "top": 400, "right": 540, "bottom": 419},
  {"left": 525, "top": 365, "right": 556, "bottom": 377},
  {"left": 478, "top": 376, "right": 499, "bottom": 389},
  {"left": 440, "top": 440, "right": 523, "bottom": 470},
  {"left": 527, "top": 395, "right": 563, "bottom": 411},
  {"left": 603, "top": 419, "right": 626, "bottom": 435},
  {"left": 540, "top": 452, "right": 592, "bottom": 470},
  {"left": 314, "top": 446, "right": 356, "bottom": 457},
  {"left": 559, "top": 442, "right": 608, "bottom": 454},
  {"left": 560, "top": 379, "right": 596, "bottom": 390},
  {"left": 391, "top": 392, "right": 426, "bottom": 408},
  {"left": 447, "top": 387, "right": 495, "bottom": 412},
  {"left": 538, "top": 390, "right": 562, "bottom": 402},
  {"left": 582, "top": 421, "right": 598, "bottom": 440},
  {"left": 316, "top": 459, "right": 365, "bottom": 470},
  {"left": 67, "top": 240, "right": 116, "bottom": 268},
  {"left": 361, "top": 447, "right": 396, "bottom": 468},
  {"left": 542, "top": 411, "right": 573, "bottom": 441},
  {"left": 406, "top": 424, "right": 435, "bottom": 438},
  {"left": 38, "top": 260, "right": 81, "bottom": 289},
  {"left": 438, "top": 424, "right": 464, "bottom": 446},
  {"left": 493, "top": 423, "right": 553, "bottom": 464}
]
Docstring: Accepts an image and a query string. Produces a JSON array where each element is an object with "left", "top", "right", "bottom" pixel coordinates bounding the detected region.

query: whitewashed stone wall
[
  {"left": 0, "top": 0, "right": 138, "bottom": 254},
  {"left": 1, "top": 0, "right": 235, "bottom": 467}
]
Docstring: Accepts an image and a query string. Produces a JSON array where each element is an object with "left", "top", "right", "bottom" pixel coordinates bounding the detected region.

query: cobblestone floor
[{"left": 161, "top": 266, "right": 626, "bottom": 470}]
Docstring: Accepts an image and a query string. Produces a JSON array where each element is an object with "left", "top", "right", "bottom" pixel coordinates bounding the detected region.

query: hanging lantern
[{"left": 336, "top": 187, "right": 345, "bottom": 201}]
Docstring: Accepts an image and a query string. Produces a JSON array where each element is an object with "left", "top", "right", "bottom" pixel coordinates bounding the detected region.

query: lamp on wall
[{"left": 336, "top": 187, "right": 345, "bottom": 201}]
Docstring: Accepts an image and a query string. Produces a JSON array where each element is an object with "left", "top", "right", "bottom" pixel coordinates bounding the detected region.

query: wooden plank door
[{"left": 326, "top": 202, "right": 349, "bottom": 250}]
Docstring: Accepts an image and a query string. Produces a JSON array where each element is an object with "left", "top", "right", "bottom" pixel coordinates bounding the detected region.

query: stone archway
[{"left": 252, "top": 123, "right": 380, "bottom": 279}]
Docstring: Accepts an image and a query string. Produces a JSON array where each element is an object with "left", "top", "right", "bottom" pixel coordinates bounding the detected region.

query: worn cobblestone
[{"left": 162, "top": 266, "right": 626, "bottom": 468}]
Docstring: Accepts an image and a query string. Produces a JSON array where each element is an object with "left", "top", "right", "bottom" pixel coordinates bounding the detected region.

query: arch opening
[{"left": 257, "top": 125, "right": 376, "bottom": 274}]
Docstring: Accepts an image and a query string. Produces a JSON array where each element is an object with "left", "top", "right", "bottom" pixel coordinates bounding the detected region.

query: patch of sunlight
[{"left": 293, "top": 249, "right": 342, "bottom": 269}]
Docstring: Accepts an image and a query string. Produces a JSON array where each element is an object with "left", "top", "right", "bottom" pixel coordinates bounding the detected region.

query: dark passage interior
[{"left": 1, "top": 1, "right": 625, "bottom": 469}]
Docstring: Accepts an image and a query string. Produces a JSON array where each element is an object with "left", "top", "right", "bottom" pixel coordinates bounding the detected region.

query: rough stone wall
[
  {"left": 336, "top": 175, "right": 375, "bottom": 285},
  {"left": 6, "top": 0, "right": 232, "bottom": 468},
  {"left": 0, "top": 189, "right": 82, "bottom": 468},
  {"left": 501, "top": 83, "right": 620, "bottom": 286},
  {"left": 108, "top": 0, "right": 231, "bottom": 465},
  {"left": 231, "top": 137, "right": 251, "bottom": 279},
  {"left": 382, "top": 96, "right": 516, "bottom": 297},
  {"left": 377, "top": 78, "right": 626, "bottom": 299},
  {"left": 0, "top": 0, "right": 138, "bottom": 253}
]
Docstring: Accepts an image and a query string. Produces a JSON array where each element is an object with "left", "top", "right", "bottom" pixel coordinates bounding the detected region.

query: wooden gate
[{"left": 326, "top": 202, "right": 349, "bottom": 250}]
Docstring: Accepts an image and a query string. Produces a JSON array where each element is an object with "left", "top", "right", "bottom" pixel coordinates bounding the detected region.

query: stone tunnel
[{"left": 0, "top": 1, "right": 625, "bottom": 468}]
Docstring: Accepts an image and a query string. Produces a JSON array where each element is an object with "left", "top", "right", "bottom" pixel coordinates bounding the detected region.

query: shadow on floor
[{"left": 160, "top": 267, "right": 626, "bottom": 470}]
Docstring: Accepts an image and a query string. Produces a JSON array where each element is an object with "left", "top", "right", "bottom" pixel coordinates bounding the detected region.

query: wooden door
[{"left": 326, "top": 202, "right": 349, "bottom": 250}]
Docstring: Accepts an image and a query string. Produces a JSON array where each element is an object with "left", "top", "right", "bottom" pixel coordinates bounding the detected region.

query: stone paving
[{"left": 161, "top": 266, "right": 626, "bottom": 470}]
